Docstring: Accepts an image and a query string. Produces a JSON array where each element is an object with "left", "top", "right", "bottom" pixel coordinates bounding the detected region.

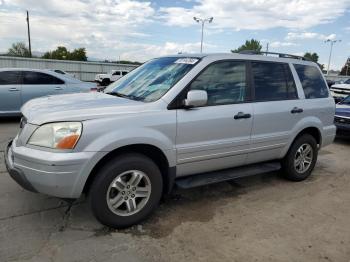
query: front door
[
  {"left": 21, "top": 71, "right": 66, "bottom": 105},
  {"left": 175, "top": 60, "right": 253, "bottom": 176}
]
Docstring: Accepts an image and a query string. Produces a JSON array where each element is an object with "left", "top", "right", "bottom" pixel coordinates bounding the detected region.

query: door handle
[
  {"left": 8, "top": 87, "right": 19, "bottom": 92},
  {"left": 55, "top": 87, "right": 63, "bottom": 90},
  {"left": 291, "top": 107, "right": 303, "bottom": 114},
  {"left": 234, "top": 112, "right": 251, "bottom": 119}
]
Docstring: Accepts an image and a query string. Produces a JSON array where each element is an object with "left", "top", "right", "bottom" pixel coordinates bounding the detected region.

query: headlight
[{"left": 28, "top": 122, "right": 82, "bottom": 149}]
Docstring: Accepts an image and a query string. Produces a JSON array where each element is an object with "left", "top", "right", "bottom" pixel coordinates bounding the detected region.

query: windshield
[
  {"left": 345, "top": 79, "right": 350, "bottom": 84},
  {"left": 340, "top": 95, "right": 350, "bottom": 105},
  {"left": 104, "top": 57, "right": 199, "bottom": 102}
]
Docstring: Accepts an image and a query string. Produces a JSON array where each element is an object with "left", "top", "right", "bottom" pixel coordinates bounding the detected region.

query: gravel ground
[{"left": 0, "top": 118, "right": 349, "bottom": 262}]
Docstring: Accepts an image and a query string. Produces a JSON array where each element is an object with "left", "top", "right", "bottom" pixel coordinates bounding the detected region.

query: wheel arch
[{"left": 83, "top": 144, "right": 175, "bottom": 196}]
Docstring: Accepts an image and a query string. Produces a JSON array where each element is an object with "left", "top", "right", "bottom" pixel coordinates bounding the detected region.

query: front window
[{"left": 104, "top": 57, "right": 199, "bottom": 102}]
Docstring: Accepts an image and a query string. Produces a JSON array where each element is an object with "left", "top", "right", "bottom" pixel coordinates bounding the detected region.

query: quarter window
[
  {"left": 252, "top": 62, "right": 298, "bottom": 101},
  {"left": 189, "top": 61, "right": 247, "bottom": 106},
  {"left": 0, "top": 71, "right": 21, "bottom": 85},
  {"left": 23, "top": 71, "right": 64, "bottom": 85},
  {"left": 294, "top": 64, "right": 329, "bottom": 99}
]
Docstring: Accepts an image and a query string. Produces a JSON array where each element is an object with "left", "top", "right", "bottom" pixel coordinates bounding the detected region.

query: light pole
[
  {"left": 193, "top": 16, "right": 213, "bottom": 53},
  {"left": 324, "top": 39, "right": 341, "bottom": 76},
  {"left": 26, "top": 10, "right": 32, "bottom": 57}
]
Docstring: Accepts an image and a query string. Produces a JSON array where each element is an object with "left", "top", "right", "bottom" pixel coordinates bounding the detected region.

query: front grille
[
  {"left": 334, "top": 116, "right": 350, "bottom": 125},
  {"left": 331, "top": 88, "right": 350, "bottom": 95}
]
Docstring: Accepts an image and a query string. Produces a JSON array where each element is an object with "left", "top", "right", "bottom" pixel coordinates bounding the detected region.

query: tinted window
[
  {"left": 344, "top": 79, "right": 350, "bottom": 84},
  {"left": 294, "top": 64, "right": 328, "bottom": 99},
  {"left": 0, "top": 71, "right": 21, "bottom": 85},
  {"left": 189, "top": 61, "right": 247, "bottom": 106},
  {"left": 122, "top": 71, "right": 128, "bottom": 76},
  {"left": 252, "top": 62, "right": 298, "bottom": 101},
  {"left": 112, "top": 71, "right": 120, "bottom": 76},
  {"left": 23, "top": 72, "right": 64, "bottom": 85}
]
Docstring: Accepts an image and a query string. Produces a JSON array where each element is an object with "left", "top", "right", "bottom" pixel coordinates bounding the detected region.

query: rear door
[
  {"left": 21, "top": 71, "right": 66, "bottom": 105},
  {"left": 175, "top": 60, "right": 253, "bottom": 176},
  {"left": 0, "top": 71, "right": 22, "bottom": 113},
  {"left": 247, "top": 61, "right": 302, "bottom": 164}
]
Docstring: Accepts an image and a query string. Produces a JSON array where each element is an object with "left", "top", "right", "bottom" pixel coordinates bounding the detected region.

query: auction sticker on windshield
[{"left": 174, "top": 58, "right": 199, "bottom": 64}]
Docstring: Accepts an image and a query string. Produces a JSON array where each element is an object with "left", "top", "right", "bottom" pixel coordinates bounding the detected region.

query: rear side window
[
  {"left": 252, "top": 62, "right": 298, "bottom": 101},
  {"left": 122, "top": 71, "right": 128, "bottom": 76},
  {"left": 23, "top": 71, "right": 64, "bottom": 85},
  {"left": 189, "top": 61, "right": 247, "bottom": 106},
  {"left": 0, "top": 71, "right": 21, "bottom": 85},
  {"left": 112, "top": 71, "right": 121, "bottom": 76},
  {"left": 294, "top": 64, "right": 328, "bottom": 99}
]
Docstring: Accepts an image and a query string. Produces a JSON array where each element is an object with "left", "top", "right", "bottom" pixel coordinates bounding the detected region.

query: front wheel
[
  {"left": 89, "top": 154, "right": 163, "bottom": 228},
  {"left": 281, "top": 134, "right": 318, "bottom": 181}
]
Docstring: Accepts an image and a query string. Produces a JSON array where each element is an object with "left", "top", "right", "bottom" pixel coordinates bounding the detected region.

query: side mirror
[{"left": 184, "top": 90, "right": 208, "bottom": 108}]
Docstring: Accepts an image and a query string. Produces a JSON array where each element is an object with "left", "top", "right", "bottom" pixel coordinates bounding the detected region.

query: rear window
[
  {"left": 294, "top": 64, "right": 329, "bottom": 99},
  {"left": 23, "top": 71, "right": 64, "bottom": 85},
  {"left": 252, "top": 62, "right": 298, "bottom": 101},
  {"left": 0, "top": 71, "right": 21, "bottom": 85}
]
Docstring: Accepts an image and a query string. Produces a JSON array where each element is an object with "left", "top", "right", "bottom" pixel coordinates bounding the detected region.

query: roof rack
[{"left": 238, "top": 50, "right": 311, "bottom": 61}]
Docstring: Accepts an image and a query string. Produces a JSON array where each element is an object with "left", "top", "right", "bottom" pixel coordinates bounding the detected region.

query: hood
[
  {"left": 335, "top": 103, "right": 350, "bottom": 118},
  {"left": 331, "top": 84, "right": 350, "bottom": 89},
  {"left": 22, "top": 92, "right": 155, "bottom": 125}
]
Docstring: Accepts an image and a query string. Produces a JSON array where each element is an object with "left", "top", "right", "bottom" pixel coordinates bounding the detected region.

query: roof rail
[{"left": 238, "top": 50, "right": 311, "bottom": 61}]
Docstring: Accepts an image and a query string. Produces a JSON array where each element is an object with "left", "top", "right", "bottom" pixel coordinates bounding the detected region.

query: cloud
[
  {"left": 0, "top": 0, "right": 156, "bottom": 60},
  {"left": 120, "top": 42, "right": 217, "bottom": 61},
  {"left": 159, "top": 0, "right": 350, "bottom": 30},
  {"left": 269, "top": 41, "right": 298, "bottom": 48},
  {"left": 285, "top": 32, "right": 337, "bottom": 41}
]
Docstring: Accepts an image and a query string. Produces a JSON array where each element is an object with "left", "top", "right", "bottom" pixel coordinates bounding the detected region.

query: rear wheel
[
  {"left": 281, "top": 134, "right": 318, "bottom": 181},
  {"left": 89, "top": 154, "right": 163, "bottom": 228}
]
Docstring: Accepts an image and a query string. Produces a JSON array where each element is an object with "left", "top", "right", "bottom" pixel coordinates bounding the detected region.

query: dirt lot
[{"left": 0, "top": 118, "right": 349, "bottom": 262}]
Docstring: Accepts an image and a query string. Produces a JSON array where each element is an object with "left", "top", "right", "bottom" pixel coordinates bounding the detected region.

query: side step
[{"left": 175, "top": 162, "right": 281, "bottom": 189}]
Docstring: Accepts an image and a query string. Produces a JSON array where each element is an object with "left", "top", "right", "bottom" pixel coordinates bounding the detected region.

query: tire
[
  {"left": 89, "top": 153, "right": 163, "bottom": 228},
  {"left": 281, "top": 134, "right": 318, "bottom": 181},
  {"left": 101, "top": 78, "right": 110, "bottom": 86}
]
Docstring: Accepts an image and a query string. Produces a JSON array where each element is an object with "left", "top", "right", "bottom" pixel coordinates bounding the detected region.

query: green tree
[
  {"left": 42, "top": 46, "right": 87, "bottom": 61},
  {"left": 340, "top": 58, "right": 350, "bottom": 76},
  {"left": 68, "top": 48, "right": 87, "bottom": 61},
  {"left": 231, "top": 39, "right": 262, "bottom": 53},
  {"left": 303, "top": 52, "right": 319, "bottom": 63},
  {"left": 7, "top": 42, "right": 31, "bottom": 57}
]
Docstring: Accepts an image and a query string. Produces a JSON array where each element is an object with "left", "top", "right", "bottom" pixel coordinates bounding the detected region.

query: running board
[{"left": 175, "top": 162, "right": 281, "bottom": 189}]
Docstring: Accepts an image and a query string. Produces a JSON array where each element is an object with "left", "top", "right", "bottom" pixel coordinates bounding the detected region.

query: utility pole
[
  {"left": 266, "top": 43, "right": 269, "bottom": 54},
  {"left": 324, "top": 39, "right": 341, "bottom": 76},
  {"left": 193, "top": 17, "right": 213, "bottom": 53},
  {"left": 26, "top": 10, "right": 32, "bottom": 57}
]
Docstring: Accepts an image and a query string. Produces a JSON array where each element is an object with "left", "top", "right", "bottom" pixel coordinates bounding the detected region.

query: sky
[{"left": 0, "top": 0, "right": 350, "bottom": 70}]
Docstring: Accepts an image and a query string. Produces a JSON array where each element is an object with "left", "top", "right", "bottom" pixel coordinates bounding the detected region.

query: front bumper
[{"left": 5, "top": 138, "right": 97, "bottom": 198}]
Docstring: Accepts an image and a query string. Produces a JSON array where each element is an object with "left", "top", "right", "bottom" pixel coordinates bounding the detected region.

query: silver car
[
  {"left": 0, "top": 68, "right": 97, "bottom": 116},
  {"left": 5, "top": 53, "right": 336, "bottom": 228}
]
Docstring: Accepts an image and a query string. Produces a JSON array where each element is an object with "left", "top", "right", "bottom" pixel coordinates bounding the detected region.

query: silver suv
[{"left": 5, "top": 53, "right": 336, "bottom": 228}]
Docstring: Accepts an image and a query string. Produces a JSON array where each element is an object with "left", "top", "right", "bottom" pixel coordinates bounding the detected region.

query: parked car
[
  {"left": 330, "top": 78, "right": 350, "bottom": 101},
  {"left": 95, "top": 70, "right": 129, "bottom": 86},
  {"left": 334, "top": 95, "right": 350, "bottom": 137},
  {"left": 0, "top": 68, "right": 97, "bottom": 116},
  {"left": 5, "top": 53, "right": 336, "bottom": 228},
  {"left": 48, "top": 69, "right": 76, "bottom": 78}
]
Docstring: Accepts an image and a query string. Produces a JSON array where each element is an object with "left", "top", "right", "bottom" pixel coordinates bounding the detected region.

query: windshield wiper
[{"left": 106, "top": 91, "right": 142, "bottom": 101}]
